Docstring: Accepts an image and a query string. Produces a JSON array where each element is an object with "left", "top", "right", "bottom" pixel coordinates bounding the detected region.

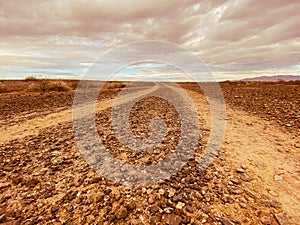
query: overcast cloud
[{"left": 0, "top": 0, "right": 299, "bottom": 80}]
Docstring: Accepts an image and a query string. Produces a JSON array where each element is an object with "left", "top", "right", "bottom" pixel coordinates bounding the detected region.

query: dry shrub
[
  {"left": 48, "top": 81, "right": 70, "bottom": 92},
  {"left": 102, "top": 82, "right": 127, "bottom": 90},
  {"left": 26, "top": 79, "right": 70, "bottom": 92},
  {"left": 26, "top": 79, "right": 48, "bottom": 92},
  {"left": 0, "top": 84, "right": 8, "bottom": 93},
  {"left": 287, "top": 80, "right": 300, "bottom": 85},
  {"left": 25, "top": 76, "right": 38, "bottom": 81},
  {"left": 68, "top": 81, "right": 79, "bottom": 90}
]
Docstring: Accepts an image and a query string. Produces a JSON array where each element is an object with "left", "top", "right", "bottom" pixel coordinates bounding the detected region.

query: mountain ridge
[{"left": 237, "top": 75, "right": 300, "bottom": 82}]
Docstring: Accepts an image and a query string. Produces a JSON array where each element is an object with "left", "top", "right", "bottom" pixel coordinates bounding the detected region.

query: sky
[{"left": 0, "top": 0, "right": 299, "bottom": 81}]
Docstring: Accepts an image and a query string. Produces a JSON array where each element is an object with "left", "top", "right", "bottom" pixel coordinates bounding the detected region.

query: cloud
[{"left": 0, "top": 0, "right": 299, "bottom": 80}]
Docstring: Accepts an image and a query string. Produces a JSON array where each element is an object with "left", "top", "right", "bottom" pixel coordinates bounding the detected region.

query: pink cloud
[{"left": 0, "top": 0, "right": 299, "bottom": 79}]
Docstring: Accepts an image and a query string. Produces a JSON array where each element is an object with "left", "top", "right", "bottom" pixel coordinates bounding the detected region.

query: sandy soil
[
  {"left": 0, "top": 82, "right": 299, "bottom": 224},
  {"left": 186, "top": 89, "right": 300, "bottom": 224}
]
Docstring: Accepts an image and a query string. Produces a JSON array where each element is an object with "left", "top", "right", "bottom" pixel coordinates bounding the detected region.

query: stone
[
  {"left": 230, "top": 177, "right": 241, "bottom": 185},
  {"left": 148, "top": 196, "right": 155, "bottom": 204},
  {"left": 150, "top": 215, "right": 161, "bottom": 225},
  {"left": 274, "top": 176, "right": 282, "bottom": 181},
  {"left": 115, "top": 206, "right": 127, "bottom": 219},
  {"left": 150, "top": 205, "right": 160, "bottom": 214},
  {"left": 261, "top": 215, "right": 272, "bottom": 225},
  {"left": 172, "top": 194, "right": 183, "bottom": 202},
  {"left": 269, "top": 190, "right": 279, "bottom": 197},
  {"left": 176, "top": 202, "right": 185, "bottom": 209},
  {"left": 219, "top": 218, "right": 233, "bottom": 225},
  {"left": 202, "top": 206, "right": 211, "bottom": 214},
  {"left": 186, "top": 205, "right": 193, "bottom": 213},
  {"left": 244, "top": 189, "right": 260, "bottom": 199},
  {"left": 240, "top": 173, "right": 252, "bottom": 182},
  {"left": 236, "top": 168, "right": 245, "bottom": 173},
  {"left": 166, "top": 214, "right": 182, "bottom": 225},
  {"left": 274, "top": 213, "right": 288, "bottom": 225},
  {"left": 130, "top": 219, "right": 143, "bottom": 225},
  {"left": 222, "top": 196, "right": 234, "bottom": 204},
  {"left": 239, "top": 203, "right": 248, "bottom": 209},
  {"left": 168, "top": 189, "right": 175, "bottom": 198}
]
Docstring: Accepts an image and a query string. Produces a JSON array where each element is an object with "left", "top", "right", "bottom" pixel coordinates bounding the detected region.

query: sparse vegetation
[
  {"left": 26, "top": 79, "right": 70, "bottom": 92},
  {"left": 25, "top": 76, "right": 38, "bottom": 81},
  {"left": 0, "top": 84, "right": 8, "bottom": 93},
  {"left": 103, "top": 81, "right": 127, "bottom": 90},
  {"left": 47, "top": 81, "right": 70, "bottom": 92}
]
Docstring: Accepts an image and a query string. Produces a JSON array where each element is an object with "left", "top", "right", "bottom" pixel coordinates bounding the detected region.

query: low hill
[{"left": 239, "top": 75, "right": 300, "bottom": 82}]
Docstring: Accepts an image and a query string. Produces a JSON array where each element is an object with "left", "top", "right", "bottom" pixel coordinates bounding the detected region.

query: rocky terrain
[
  {"left": 0, "top": 81, "right": 299, "bottom": 224},
  {"left": 182, "top": 81, "right": 300, "bottom": 132},
  {"left": 221, "top": 82, "right": 300, "bottom": 132}
]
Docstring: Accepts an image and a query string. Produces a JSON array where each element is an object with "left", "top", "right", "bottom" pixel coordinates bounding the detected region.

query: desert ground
[{"left": 0, "top": 80, "right": 299, "bottom": 225}]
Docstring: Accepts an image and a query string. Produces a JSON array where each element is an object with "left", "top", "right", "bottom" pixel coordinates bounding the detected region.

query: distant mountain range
[{"left": 238, "top": 75, "right": 300, "bottom": 82}]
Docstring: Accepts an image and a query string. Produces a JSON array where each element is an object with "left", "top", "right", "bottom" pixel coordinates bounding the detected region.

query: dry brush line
[{"left": 25, "top": 79, "right": 70, "bottom": 92}]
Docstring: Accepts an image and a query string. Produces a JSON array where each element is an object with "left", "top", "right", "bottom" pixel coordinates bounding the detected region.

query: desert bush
[
  {"left": 48, "top": 81, "right": 70, "bottom": 92},
  {"left": 0, "top": 85, "right": 8, "bottom": 93},
  {"left": 68, "top": 81, "right": 79, "bottom": 90},
  {"left": 277, "top": 79, "right": 286, "bottom": 84},
  {"left": 26, "top": 79, "right": 48, "bottom": 92},
  {"left": 287, "top": 80, "right": 300, "bottom": 85},
  {"left": 103, "top": 82, "right": 127, "bottom": 90},
  {"left": 26, "top": 79, "right": 70, "bottom": 92},
  {"left": 25, "top": 76, "right": 38, "bottom": 81}
]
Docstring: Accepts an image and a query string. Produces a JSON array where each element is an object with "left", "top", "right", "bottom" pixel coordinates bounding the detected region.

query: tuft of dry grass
[
  {"left": 0, "top": 84, "right": 8, "bottom": 93},
  {"left": 47, "top": 81, "right": 70, "bottom": 92},
  {"left": 25, "top": 76, "right": 38, "bottom": 81},
  {"left": 26, "top": 79, "right": 70, "bottom": 92},
  {"left": 102, "top": 81, "right": 127, "bottom": 90}
]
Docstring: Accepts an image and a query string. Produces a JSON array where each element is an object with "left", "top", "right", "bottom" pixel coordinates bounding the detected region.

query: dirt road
[
  {"left": 186, "top": 89, "right": 300, "bottom": 224},
  {"left": 1, "top": 83, "right": 299, "bottom": 224}
]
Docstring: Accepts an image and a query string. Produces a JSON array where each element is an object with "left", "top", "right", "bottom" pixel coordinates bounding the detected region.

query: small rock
[
  {"left": 158, "top": 189, "right": 165, "bottom": 195},
  {"left": 86, "top": 215, "right": 95, "bottom": 223},
  {"left": 51, "top": 205, "right": 59, "bottom": 213},
  {"left": 274, "top": 176, "right": 282, "bottom": 181},
  {"left": 176, "top": 202, "right": 185, "bottom": 209},
  {"left": 166, "top": 214, "right": 182, "bottom": 225},
  {"left": 239, "top": 203, "right": 248, "bottom": 209},
  {"left": 186, "top": 205, "right": 193, "bottom": 213},
  {"left": 274, "top": 213, "right": 288, "bottom": 225},
  {"left": 172, "top": 194, "right": 183, "bottom": 202},
  {"left": 236, "top": 168, "right": 245, "bottom": 173},
  {"left": 26, "top": 178, "right": 39, "bottom": 187},
  {"left": 150, "top": 215, "right": 161, "bottom": 225},
  {"left": 164, "top": 207, "right": 174, "bottom": 214},
  {"left": 148, "top": 196, "right": 155, "bottom": 204},
  {"left": 219, "top": 218, "right": 233, "bottom": 225},
  {"left": 150, "top": 205, "right": 160, "bottom": 214},
  {"left": 202, "top": 206, "right": 211, "bottom": 214},
  {"left": 222, "top": 196, "right": 234, "bottom": 204},
  {"left": 116, "top": 206, "right": 127, "bottom": 219},
  {"left": 261, "top": 215, "right": 272, "bottom": 225},
  {"left": 230, "top": 177, "right": 241, "bottom": 185},
  {"left": 0, "top": 214, "right": 7, "bottom": 223},
  {"left": 269, "top": 190, "right": 279, "bottom": 197},
  {"left": 130, "top": 219, "right": 143, "bottom": 225},
  {"left": 245, "top": 189, "right": 260, "bottom": 199},
  {"left": 240, "top": 173, "right": 252, "bottom": 182},
  {"left": 168, "top": 189, "right": 175, "bottom": 198}
]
